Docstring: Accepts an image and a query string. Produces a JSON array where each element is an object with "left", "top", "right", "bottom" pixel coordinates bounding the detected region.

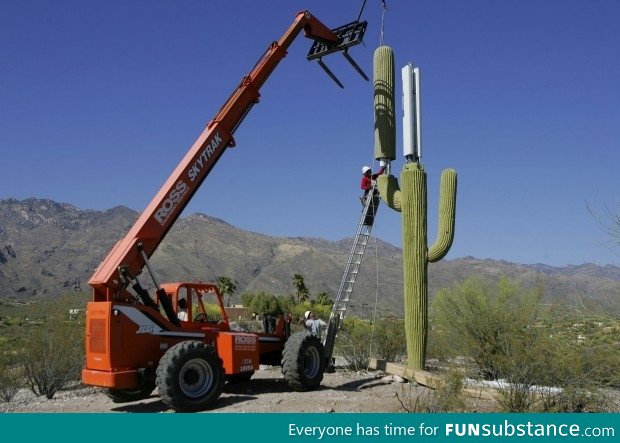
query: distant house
[
  {"left": 68, "top": 308, "right": 85, "bottom": 320},
  {"left": 224, "top": 305, "right": 251, "bottom": 320}
]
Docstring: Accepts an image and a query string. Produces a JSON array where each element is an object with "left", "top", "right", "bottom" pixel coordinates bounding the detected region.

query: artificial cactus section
[
  {"left": 378, "top": 164, "right": 457, "bottom": 369},
  {"left": 373, "top": 45, "right": 396, "bottom": 161},
  {"left": 376, "top": 174, "right": 402, "bottom": 212},
  {"left": 428, "top": 169, "right": 457, "bottom": 263},
  {"left": 371, "top": 45, "right": 457, "bottom": 370},
  {"left": 400, "top": 163, "right": 428, "bottom": 369}
]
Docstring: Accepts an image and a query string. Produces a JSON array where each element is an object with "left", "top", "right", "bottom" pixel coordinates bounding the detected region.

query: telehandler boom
[{"left": 81, "top": 10, "right": 367, "bottom": 412}]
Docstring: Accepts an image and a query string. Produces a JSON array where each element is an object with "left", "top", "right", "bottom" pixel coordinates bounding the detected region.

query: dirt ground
[{"left": 0, "top": 366, "right": 500, "bottom": 413}]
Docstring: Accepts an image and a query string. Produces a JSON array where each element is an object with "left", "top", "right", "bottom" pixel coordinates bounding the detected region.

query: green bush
[
  {"left": 249, "top": 292, "right": 283, "bottom": 316},
  {"left": 335, "top": 317, "right": 406, "bottom": 370},
  {"left": 334, "top": 317, "right": 373, "bottom": 370},
  {"left": 430, "top": 277, "right": 544, "bottom": 380},
  {"left": 0, "top": 356, "right": 21, "bottom": 403},
  {"left": 240, "top": 292, "right": 255, "bottom": 308},
  {"left": 430, "top": 277, "right": 619, "bottom": 412},
  {"left": 396, "top": 370, "right": 466, "bottom": 413},
  {"left": 17, "top": 294, "right": 85, "bottom": 399}
]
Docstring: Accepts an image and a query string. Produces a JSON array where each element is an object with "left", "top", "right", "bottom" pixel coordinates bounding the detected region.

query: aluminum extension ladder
[{"left": 323, "top": 185, "right": 380, "bottom": 367}]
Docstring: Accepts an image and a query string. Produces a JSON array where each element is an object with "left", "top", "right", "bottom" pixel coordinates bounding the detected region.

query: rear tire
[
  {"left": 156, "top": 340, "right": 224, "bottom": 412},
  {"left": 282, "top": 331, "right": 325, "bottom": 391}
]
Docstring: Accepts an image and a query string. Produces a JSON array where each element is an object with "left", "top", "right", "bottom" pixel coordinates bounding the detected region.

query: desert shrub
[
  {"left": 578, "top": 327, "right": 620, "bottom": 389},
  {"left": 250, "top": 292, "right": 282, "bottom": 316},
  {"left": 334, "top": 317, "right": 372, "bottom": 370},
  {"left": 0, "top": 315, "right": 27, "bottom": 402},
  {"left": 430, "top": 277, "right": 544, "bottom": 380},
  {"left": 335, "top": 317, "right": 406, "bottom": 370},
  {"left": 240, "top": 292, "right": 255, "bottom": 308},
  {"left": 431, "top": 369, "right": 467, "bottom": 412},
  {"left": 396, "top": 370, "right": 466, "bottom": 412},
  {"left": 529, "top": 331, "right": 617, "bottom": 412},
  {"left": 277, "top": 294, "right": 297, "bottom": 316},
  {"left": 314, "top": 292, "right": 333, "bottom": 306},
  {"left": 0, "top": 373, "right": 20, "bottom": 403},
  {"left": 17, "top": 294, "right": 85, "bottom": 399},
  {"left": 0, "top": 356, "right": 21, "bottom": 402},
  {"left": 536, "top": 385, "right": 614, "bottom": 413},
  {"left": 20, "top": 319, "right": 84, "bottom": 399},
  {"left": 430, "top": 277, "right": 619, "bottom": 411},
  {"left": 370, "top": 318, "right": 407, "bottom": 363}
]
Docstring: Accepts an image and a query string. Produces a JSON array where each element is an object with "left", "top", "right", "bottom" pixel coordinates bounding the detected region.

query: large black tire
[
  {"left": 156, "top": 340, "right": 225, "bottom": 412},
  {"left": 282, "top": 331, "right": 325, "bottom": 391},
  {"left": 105, "top": 371, "right": 156, "bottom": 403}
]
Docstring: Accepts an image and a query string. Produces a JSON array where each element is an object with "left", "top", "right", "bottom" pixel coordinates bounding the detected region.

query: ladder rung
[{"left": 327, "top": 185, "right": 381, "bottom": 352}]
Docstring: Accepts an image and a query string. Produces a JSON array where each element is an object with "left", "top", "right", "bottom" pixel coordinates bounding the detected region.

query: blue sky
[{"left": 1, "top": 0, "right": 619, "bottom": 267}]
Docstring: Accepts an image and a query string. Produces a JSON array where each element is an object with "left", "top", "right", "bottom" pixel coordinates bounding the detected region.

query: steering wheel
[{"left": 193, "top": 313, "right": 208, "bottom": 323}]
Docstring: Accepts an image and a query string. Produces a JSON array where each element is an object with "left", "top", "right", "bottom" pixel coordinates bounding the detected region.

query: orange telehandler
[{"left": 81, "top": 10, "right": 367, "bottom": 412}]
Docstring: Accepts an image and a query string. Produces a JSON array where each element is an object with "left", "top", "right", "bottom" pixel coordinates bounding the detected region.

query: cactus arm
[
  {"left": 428, "top": 169, "right": 457, "bottom": 263},
  {"left": 376, "top": 174, "right": 402, "bottom": 212}
]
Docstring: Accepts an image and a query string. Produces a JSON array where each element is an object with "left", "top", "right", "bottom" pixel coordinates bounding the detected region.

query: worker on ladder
[{"left": 360, "top": 161, "right": 386, "bottom": 205}]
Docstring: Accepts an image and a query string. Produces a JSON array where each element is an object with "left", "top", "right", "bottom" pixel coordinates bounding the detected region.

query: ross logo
[
  {"left": 234, "top": 335, "right": 257, "bottom": 345},
  {"left": 154, "top": 180, "right": 189, "bottom": 225}
]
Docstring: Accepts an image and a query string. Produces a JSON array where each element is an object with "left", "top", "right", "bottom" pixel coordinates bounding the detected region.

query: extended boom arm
[{"left": 89, "top": 11, "right": 365, "bottom": 303}]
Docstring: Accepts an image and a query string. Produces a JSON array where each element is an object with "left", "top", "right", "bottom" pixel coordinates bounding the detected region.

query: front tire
[
  {"left": 282, "top": 331, "right": 325, "bottom": 391},
  {"left": 156, "top": 341, "right": 224, "bottom": 412}
]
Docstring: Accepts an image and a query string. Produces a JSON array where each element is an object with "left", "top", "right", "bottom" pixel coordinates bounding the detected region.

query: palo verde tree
[
  {"left": 429, "top": 277, "right": 618, "bottom": 411},
  {"left": 430, "top": 277, "right": 544, "bottom": 380}
]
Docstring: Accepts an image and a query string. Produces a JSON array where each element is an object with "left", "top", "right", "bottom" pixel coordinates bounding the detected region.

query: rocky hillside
[{"left": 1, "top": 198, "right": 619, "bottom": 314}]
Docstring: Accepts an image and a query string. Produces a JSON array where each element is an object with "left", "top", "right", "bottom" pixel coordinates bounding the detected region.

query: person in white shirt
[
  {"left": 177, "top": 298, "right": 189, "bottom": 321},
  {"left": 304, "top": 310, "right": 326, "bottom": 337}
]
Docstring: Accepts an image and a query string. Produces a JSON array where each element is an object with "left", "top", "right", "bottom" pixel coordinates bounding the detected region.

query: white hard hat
[
  {"left": 362, "top": 166, "right": 371, "bottom": 174},
  {"left": 304, "top": 310, "right": 312, "bottom": 319}
]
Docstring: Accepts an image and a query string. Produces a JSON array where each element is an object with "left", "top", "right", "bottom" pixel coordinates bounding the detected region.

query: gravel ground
[{"left": 0, "top": 366, "right": 500, "bottom": 413}]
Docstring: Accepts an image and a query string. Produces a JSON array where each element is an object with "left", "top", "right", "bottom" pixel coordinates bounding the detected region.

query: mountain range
[{"left": 1, "top": 197, "right": 619, "bottom": 315}]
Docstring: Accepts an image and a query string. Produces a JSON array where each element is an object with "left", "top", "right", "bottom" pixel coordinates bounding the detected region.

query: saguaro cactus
[
  {"left": 378, "top": 166, "right": 457, "bottom": 369},
  {"left": 373, "top": 46, "right": 457, "bottom": 370}
]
